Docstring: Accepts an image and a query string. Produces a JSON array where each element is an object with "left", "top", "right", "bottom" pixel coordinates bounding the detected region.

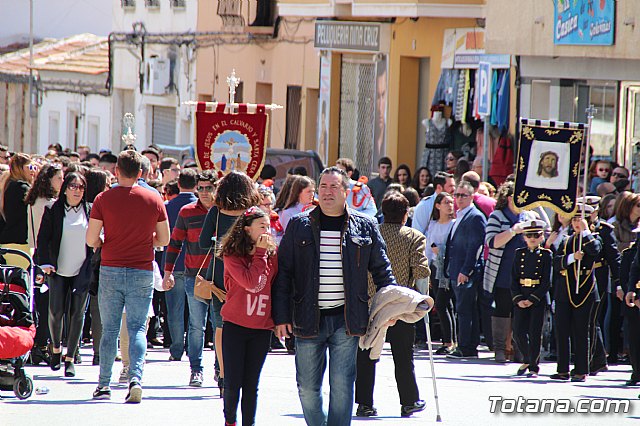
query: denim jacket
[{"left": 272, "top": 206, "right": 396, "bottom": 337}]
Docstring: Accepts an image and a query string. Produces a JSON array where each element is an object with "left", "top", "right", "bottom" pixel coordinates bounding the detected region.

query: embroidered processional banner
[
  {"left": 195, "top": 102, "right": 268, "bottom": 180},
  {"left": 513, "top": 118, "right": 587, "bottom": 216}
]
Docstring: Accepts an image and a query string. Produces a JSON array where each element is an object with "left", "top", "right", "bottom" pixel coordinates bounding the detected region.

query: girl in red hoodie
[{"left": 220, "top": 206, "right": 278, "bottom": 426}]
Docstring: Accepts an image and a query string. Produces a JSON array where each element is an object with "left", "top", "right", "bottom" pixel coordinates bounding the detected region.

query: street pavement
[{"left": 2, "top": 343, "right": 639, "bottom": 426}]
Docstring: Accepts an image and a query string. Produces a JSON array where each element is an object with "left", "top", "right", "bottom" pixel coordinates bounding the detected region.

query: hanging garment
[
  {"left": 490, "top": 70, "right": 499, "bottom": 127},
  {"left": 466, "top": 69, "right": 476, "bottom": 124},
  {"left": 488, "top": 134, "right": 514, "bottom": 186},
  {"left": 421, "top": 119, "right": 450, "bottom": 173},
  {"left": 432, "top": 69, "right": 460, "bottom": 107},
  {"left": 496, "top": 69, "right": 510, "bottom": 132},
  {"left": 455, "top": 70, "right": 468, "bottom": 122}
]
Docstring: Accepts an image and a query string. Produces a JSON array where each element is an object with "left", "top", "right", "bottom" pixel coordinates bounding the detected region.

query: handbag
[{"left": 194, "top": 211, "right": 226, "bottom": 303}]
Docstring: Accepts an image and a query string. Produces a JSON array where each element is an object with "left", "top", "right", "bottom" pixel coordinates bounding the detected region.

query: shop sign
[
  {"left": 554, "top": 0, "right": 614, "bottom": 46},
  {"left": 442, "top": 28, "right": 510, "bottom": 69},
  {"left": 315, "top": 21, "right": 382, "bottom": 52}
]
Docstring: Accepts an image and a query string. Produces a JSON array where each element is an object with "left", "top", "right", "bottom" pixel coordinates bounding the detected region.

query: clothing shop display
[{"left": 421, "top": 113, "right": 451, "bottom": 174}]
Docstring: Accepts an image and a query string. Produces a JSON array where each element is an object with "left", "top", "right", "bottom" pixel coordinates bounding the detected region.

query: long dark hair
[
  {"left": 220, "top": 207, "right": 275, "bottom": 258},
  {"left": 430, "top": 192, "right": 453, "bottom": 222},
  {"left": 494, "top": 181, "right": 515, "bottom": 211},
  {"left": 214, "top": 171, "right": 262, "bottom": 211},
  {"left": 284, "top": 175, "right": 314, "bottom": 210},
  {"left": 85, "top": 169, "right": 109, "bottom": 203},
  {"left": 24, "top": 163, "right": 62, "bottom": 206},
  {"left": 393, "top": 164, "right": 412, "bottom": 185},
  {"left": 274, "top": 175, "right": 301, "bottom": 211},
  {"left": 54, "top": 172, "right": 88, "bottom": 214},
  {"left": 411, "top": 166, "right": 431, "bottom": 192}
]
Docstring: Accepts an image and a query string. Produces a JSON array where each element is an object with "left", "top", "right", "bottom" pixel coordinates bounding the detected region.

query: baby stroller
[{"left": 0, "top": 248, "right": 37, "bottom": 399}]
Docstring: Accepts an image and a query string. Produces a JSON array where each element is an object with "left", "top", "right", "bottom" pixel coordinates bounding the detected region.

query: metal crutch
[{"left": 424, "top": 300, "right": 443, "bottom": 422}]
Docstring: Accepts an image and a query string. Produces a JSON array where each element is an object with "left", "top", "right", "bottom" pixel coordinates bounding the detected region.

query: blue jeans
[
  {"left": 451, "top": 278, "right": 480, "bottom": 354},
  {"left": 98, "top": 266, "right": 153, "bottom": 387},
  {"left": 165, "top": 271, "right": 187, "bottom": 359},
  {"left": 295, "top": 314, "right": 358, "bottom": 426},
  {"left": 185, "top": 275, "right": 215, "bottom": 373}
]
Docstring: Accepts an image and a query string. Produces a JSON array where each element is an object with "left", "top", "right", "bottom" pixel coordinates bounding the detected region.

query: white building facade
[{"left": 110, "top": 0, "right": 198, "bottom": 153}]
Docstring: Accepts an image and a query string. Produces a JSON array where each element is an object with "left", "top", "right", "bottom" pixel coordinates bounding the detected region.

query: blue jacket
[
  {"left": 444, "top": 206, "right": 487, "bottom": 279},
  {"left": 272, "top": 206, "right": 396, "bottom": 337}
]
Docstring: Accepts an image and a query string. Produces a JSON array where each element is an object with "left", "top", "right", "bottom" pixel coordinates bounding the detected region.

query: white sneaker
[
  {"left": 125, "top": 381, "right": 142, "bottom": 404},
  {"left": 119, "top": 366, "right": 129, "bottom": 384}
]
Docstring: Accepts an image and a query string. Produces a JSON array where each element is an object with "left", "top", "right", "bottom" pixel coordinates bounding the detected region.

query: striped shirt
[
  {"left": 319, "top": 230, "right": 345, "bottom": 309},
  {"left": 164, "top": 200, "right": 213, "bottom": 277}
]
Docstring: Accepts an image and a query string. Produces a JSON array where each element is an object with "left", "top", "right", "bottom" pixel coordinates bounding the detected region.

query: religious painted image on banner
[
  {"left": 210, "top": 130, "right": 251, "bottom": 173},
  {"left": 525, "top": 139, "right": 571, "bottom": 190}
]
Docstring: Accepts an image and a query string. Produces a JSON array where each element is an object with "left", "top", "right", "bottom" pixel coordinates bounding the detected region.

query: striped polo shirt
[{"left": 318, "top": 211, "right": 346, "bottom": 309}]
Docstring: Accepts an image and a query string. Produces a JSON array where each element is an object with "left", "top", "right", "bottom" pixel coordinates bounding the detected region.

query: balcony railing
[
  {"left": 121, "top": 0, "right": 135, "bottom": 9},
  {"left": 217, "top": 0, "right": 275, "bottom": 29}
]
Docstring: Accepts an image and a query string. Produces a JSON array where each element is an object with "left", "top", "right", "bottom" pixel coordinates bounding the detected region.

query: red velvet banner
[{"left": 195, "top": 102, "right": 268, "bottom": 180}]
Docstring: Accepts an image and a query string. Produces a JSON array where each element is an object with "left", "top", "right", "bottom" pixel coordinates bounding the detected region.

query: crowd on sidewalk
[{"left": 3, "top": 141, "right": 640, "bottom": 425}]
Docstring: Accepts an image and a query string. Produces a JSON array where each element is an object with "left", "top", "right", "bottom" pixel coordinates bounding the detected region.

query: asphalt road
[{"left": 2, "top": 343, "right": 639, "bottom": 425}]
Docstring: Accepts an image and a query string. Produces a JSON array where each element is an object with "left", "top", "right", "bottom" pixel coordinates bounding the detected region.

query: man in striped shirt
[
  {"left": 274, "top": 167, "right": 396, "bottom": 426},
  {"left": 163, "top": 170, "right": 216, "bottom": 387}
]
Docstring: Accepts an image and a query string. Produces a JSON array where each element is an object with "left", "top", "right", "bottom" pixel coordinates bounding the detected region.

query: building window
[
  {"left": 145, "top": 0, "right": 160, "bottom": 8},
  {"left": 574, "top": 82, "right": 617, "bottom": 160},
  {"left": 48, "top": 111, "right": 60, "bottom": 147},
  {"left": 170, "top": 0, "right": 186, "bottom": 8},
  {"left": 121, "top": 0, "right": 135, "bottom": 8},
  {"left": 285, "top": 86, "right": 302, "bottom": 150},
  {"left": 339, "top": 55, "right": 377, "bottom": 177},
  {"left": 87, "top": 117, "right": 100, "bottom": 152},
  {"left": 217, "top": 0, "right": 245, "bottom": 27}
]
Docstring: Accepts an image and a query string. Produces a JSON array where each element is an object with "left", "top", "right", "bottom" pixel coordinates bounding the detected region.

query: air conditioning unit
[{"left": 144, "top": 56, "right": 170, "bottom": 96}]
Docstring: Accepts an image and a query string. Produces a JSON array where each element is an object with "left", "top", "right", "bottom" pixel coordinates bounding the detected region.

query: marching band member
[
  {"left": 551, "top": 204, "right": 602, "bottom": 382},
  {"left": 577, "top": 196, "right": 620, "bottom": 374},
  {"left": 511, "top": 220, "right": 551, "bottom": 378}
]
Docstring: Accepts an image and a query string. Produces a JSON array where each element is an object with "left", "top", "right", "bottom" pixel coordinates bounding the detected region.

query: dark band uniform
[
  {"left": 553, "top": 204, "right": 602, "bottom": 379},
  {"left": 511, "top": 220, "right": 551, "bottom": 375},
  {"left": 578, "top": 196, "right": 620, "bottom": 372},
  {"left": 620, "top": 242, "right": 640, "bottom": 384}
]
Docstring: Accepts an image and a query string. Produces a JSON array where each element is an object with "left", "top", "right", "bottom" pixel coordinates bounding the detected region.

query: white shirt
[
  {"left": 450, "top": 205, "right": 472, "bottom": 237},
  {"left": 57, "top": 206, "right": 88, "bottom": 277}
]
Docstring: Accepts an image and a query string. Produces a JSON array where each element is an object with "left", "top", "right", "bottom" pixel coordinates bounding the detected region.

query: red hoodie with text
[{"left": 221, "top": 247, "right": 278, "bottom": 330}]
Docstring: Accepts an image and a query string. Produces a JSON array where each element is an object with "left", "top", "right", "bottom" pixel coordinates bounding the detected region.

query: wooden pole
[{"left": 576, "top": 105, "right": 596, "bottom": 294}]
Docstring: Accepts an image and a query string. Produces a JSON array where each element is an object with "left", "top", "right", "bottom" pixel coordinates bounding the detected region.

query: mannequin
[{"left": 421, "top": 108, "right": 452, "bottom": 174}]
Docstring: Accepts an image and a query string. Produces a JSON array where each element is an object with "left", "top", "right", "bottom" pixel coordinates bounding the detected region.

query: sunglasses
[
  {"left": 453, "top": 193, "right": 470, "bottom": 198},
  {"left": 612, "top": 172, "right": 628, "bottom": 178},
  {"left": 524, "top": 232, "right": 543, "bottom": 239},
  {"left": 196, "top": 186, "right": 214, "bottom": 193},
  {"left": 68, "top": 183, "right": 85, "bottom": 191},
  {"left": 597, "top": 168, "right": 610, "bottom": 173},
  {"left": 446, "top": 156, "right": 456, "bottom": 161}
]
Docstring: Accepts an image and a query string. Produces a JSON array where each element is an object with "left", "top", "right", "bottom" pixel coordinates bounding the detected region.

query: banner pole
[{"left": 576, "top": 104, "right": 596, "bottom": 294}]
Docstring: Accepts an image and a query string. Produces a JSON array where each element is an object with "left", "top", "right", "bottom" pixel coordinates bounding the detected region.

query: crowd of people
[{"left": 4, "top": 140, "right": 640, "bottom": 425}]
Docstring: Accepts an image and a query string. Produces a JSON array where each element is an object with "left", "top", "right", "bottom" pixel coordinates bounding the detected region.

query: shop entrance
[{"left": 618, "top": 83, "right": 640, "bottom": 183}]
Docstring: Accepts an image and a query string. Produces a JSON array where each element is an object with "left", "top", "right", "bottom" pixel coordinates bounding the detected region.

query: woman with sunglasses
[
  {"left": 0, "top": 153, "right": 36, "bottom": 269},
  {"left": 24, "top": 163, "right": 64, "bottom": 366},
  {"left": 484, "top": 181, "right": 537, "bottom": 363},
  {"left": 511, "top": 220, "right": 551, "bottom": 377},
  {"left": 35, "top": 172, "right": 94, "bottom": 377}
]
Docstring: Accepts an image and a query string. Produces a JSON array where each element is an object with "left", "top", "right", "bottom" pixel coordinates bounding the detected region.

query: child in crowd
[
  {"left": 511, "top": 219, "right": 551, "bottom": 378},
  {"left": 220, "top": 207, "right": 278, "bottom": 426},
  {"left": 589, "top": 160, "right": 611, "bottom": 194}
]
